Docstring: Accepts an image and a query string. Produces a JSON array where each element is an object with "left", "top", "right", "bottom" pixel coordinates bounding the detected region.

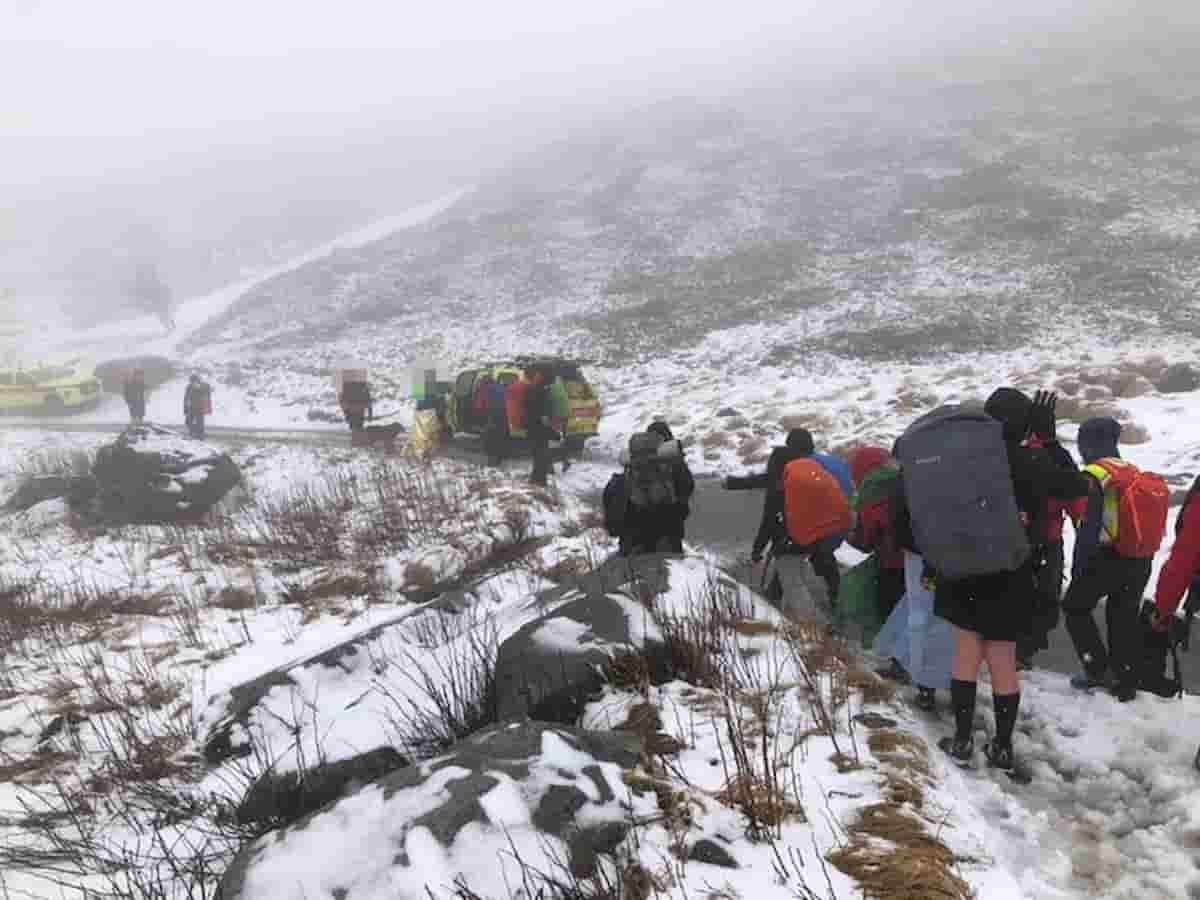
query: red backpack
[
  {"left": 783, "top": 459, "right": 851, "bottom": 548},
  {"left": 1092, "top": 458, "right": 1169, "bottom": 558}
]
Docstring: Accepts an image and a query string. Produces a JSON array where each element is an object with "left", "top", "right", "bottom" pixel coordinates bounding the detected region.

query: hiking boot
[
  {"left": 1113, "top": 682, "right": 1138, "bottom": 703},
  {"left": 915, "top": 686, "right": 937, "bottom": 712},
  {"left": 876, "top": 659, "right": 911, "bottom": 684},
  {"left": 938, "top": 735, "right": 974, "bottom": 766},
  {"left": 983, "top": 740, "right": 1015, "bottom": 771},
  {"left": 1070, "top": 672, "right": 1112, "bottom": 692}
]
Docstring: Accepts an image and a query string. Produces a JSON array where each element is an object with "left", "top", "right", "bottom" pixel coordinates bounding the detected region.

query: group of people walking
[
  {"left": 474, "top": 367, "right": 575, "bottom": 486},
  {"left": 606, "top": 387, "right": 1197, "bottom": 774},
  {"left": 122, "top": 370, "right": 212, "bottom": 438}
]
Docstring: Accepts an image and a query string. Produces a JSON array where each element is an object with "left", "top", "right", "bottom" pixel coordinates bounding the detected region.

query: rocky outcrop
[
  {"left": 87, "top": 425, "right": 240, "bottom": 523},
  {"left": 216, "top": 722, "right": 653, "bottom": 900},
  {"left": 236, "top": 746, "right": 409, "bottom": 829},
  {"left": 493, "top": 554, "right": 673, "bottom": 724}
]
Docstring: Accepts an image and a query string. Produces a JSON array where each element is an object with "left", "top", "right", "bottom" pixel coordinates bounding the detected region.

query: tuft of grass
[{"left": 828, "top": 801, "right": 976, "bottom": 900}]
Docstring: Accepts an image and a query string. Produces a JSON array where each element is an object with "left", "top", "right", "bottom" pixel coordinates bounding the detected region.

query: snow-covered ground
[{"left": 3, "top": 178, "right": 1200, "bottom": 898}]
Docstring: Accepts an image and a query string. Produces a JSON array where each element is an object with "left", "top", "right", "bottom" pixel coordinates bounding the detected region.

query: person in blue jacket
[{"left": 725, "top": 428, "right": 850, "bottom": 604}]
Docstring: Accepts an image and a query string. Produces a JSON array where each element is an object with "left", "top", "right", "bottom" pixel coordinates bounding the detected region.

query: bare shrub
[{"left": 376, "top": 610, "right": 500, "bottom": 760}]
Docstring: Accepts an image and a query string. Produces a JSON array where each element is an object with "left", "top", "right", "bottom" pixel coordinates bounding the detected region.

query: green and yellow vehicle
[
  {"left": 443, "top": 357, "right": 602, "bottom": 450},
  {"left": 0, "top": 360, "right": 102, "bottom": 416}
]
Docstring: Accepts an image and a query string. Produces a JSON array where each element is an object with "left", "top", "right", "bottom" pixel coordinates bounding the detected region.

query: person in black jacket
[
  {"left": 936, "top": 389, "right": 1091, "bottom": 773},
  {"left": 603, "top": 425, "right": 695, "bottom": 555},
  {"left": 725, "top": 429, "right": 842, "bottom": 610},
  {"left": 645, "top": 421, "right": 695, "bottom": 552}
]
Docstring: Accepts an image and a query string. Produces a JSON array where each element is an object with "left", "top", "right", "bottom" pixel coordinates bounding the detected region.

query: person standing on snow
[
  {"left": 524, "top": 367, "right": 553, "bottom": 487},
  {"left": 725, "top": 428, "right": 850, "bottom": 620},
  {"left": 123, "top": 368, "right": 147, "bottom": 425},
  {"left": 183, "top": 374, "right": 211, "bottom": 439},
  {"left": 1016, "top": 434, "right": 1085, "bottom": 671},
  {"left": 924, "top": 389, "right": 1089, "bottom": 772},
  {"left": 1152, "top": 474, "right": 1200, "bottom": 631},
  {"left": 1064, "top": 416, "right": 1169, "bottom": 702},
  {"left": 644, "top": 421, "right": 695, "bottom": 551}
]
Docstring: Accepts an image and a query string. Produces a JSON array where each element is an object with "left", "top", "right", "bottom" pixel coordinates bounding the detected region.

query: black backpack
[{"left": 602, "top": 473, "right": 628, "bottom": 537}]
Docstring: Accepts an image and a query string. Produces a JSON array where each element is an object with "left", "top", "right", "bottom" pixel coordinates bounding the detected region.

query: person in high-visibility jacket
[{"left": 1063, "top": 417, "right": 1153, "bottom": 702}]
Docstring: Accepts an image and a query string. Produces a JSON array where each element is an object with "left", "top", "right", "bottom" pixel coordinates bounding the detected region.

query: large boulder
[
  {"left": 216, "top": 721, "right": 654, "bottom": 900},
  {"left": 88, "top": 425, "right": 240, "bottom": 523},
  {"left": 236, "top": 746, "right": 409, "bottom": 830},
  {"left": 4, "top": 475, "right": 95, "bottom": 513},
  {"left": 1157, "top": 363, "right": 1200, "bottom": 394},
  {"left": 493, "top": 554, "right": 673, "bottom": 724}
]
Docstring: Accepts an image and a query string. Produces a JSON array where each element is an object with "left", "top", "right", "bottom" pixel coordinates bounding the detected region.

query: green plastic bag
[{"left": 836, "top": 553, "right": 885, "bottom": 647}]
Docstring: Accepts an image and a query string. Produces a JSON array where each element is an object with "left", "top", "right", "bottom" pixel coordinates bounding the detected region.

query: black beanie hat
[
  {"left": 647, "top": 421, "right": 674, "bottom": 441},
  {"left": 786, "top": 428, "right": 815, "bottom": 455},
  {"left": 984, "top": 388, "right": 1032, "bottom": 442}
]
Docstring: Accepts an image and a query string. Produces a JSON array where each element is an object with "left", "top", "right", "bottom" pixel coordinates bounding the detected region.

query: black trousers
[
  {"left": 346, "top": 411, "right": 365, "bottom": 431},
  {"left": 1063, "top": 549, "right": 1152, "bottom": 688},
  {"left": 485, "top": 422, "right": 509, "bottom": 466},
  {"left": 1017, "top": 540, "right": 1065, "bottom": 659},
  {"left": 530, "top": 432, "right": 551, "bottom": 485},
  {"left": 876, "top": 564, "right": 905, "bottom": 619},
  {"left": 810, "top": 544, "right": 841, "bottom": 604}
]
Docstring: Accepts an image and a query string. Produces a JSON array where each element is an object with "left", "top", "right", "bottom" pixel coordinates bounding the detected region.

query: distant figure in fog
[
  {"left": 340, "top": 379, "right": 373, "bottom": 432},
  {"left": 524, "top": 368, "right": 552, "bottom": 486},
  {"left": 184, "top": 374, "right": 212, "bottom": 439},
  {"left": 123, "top": 369, "right": 147, "bottom": 425}
]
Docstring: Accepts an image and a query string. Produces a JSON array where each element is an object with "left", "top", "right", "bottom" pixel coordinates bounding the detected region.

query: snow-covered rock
[
  {"left": 88, "top": 424, "right": 241, "bottom": 522},
  {"left": 216, "top": 721, "right": 651, "bottom": 900},
  {"left": 493, "top": 554, "right": 672, "bottom": 724}
]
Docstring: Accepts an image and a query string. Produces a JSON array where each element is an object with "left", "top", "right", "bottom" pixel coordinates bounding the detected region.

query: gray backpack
[
  {"left": 625, "top": 432, "right": 678, "bottom": 509},
  {"left": 893, "top": 405, "right": 1029, "bottom": 581}
]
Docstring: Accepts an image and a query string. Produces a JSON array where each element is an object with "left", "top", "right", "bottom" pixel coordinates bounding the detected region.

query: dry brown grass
[
  {"left": 716, "top": 773, "right": 802, "bottom": 829},
  {"left": 701, "top": 430, "right": 733, "bottom": 449},
  {"left": 847, "top": 667, "right": 899, "bottom": 705},
  {"left": 868, "top": 728, "right": 933, "bottom": 780},
  {"left": 403, "top": 561, "right": 438, "bottom": 591},
  {"left": 731, "top": 618, "right": 779, "bottom": 636},
  {"left": 888, "top": 388, "right": 940, "bottom": 416},
  {"left": 780, "top": 412, "right": 835, "bottom": 435},
  {"left": 828, "top": 801, "right": 975, "bottom": 900},
  {"left": 213, "top": 586, "right": 256, "bottom": 611},
  {"left": 605, "top": 650, "right": 652, "bottom": 693}
]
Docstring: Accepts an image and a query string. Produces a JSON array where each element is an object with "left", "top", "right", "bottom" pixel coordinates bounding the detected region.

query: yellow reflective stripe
[{"left": 1082, "top": 463, "right": 1119, "bottom": 543}]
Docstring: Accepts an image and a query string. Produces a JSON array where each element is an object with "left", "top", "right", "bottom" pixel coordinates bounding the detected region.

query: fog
[{"left": 3, "top": 0, "right": 1199, "bottom": 324}]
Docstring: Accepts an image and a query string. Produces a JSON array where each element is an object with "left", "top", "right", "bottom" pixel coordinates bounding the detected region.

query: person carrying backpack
[
  {"left": 847, "top": 446, "right": 905, "bottom": 619},
  {"left": 743, "top": 429, "right": 850, "bottom": 620},
  {"left": 896, "top": 389, "right": 1090, "bottom": 772},
  {"left": 524, "top": 368, "right": 554, "bottom": 487},
  {"left": 727, "top": 429, "right": 851, "bottom": 608},
  {"left": 606, "top": 428, "right": 694, "bottom": 555},
  {"left": 1065, "top": 416, "right": 1170, "bottom": 701}
]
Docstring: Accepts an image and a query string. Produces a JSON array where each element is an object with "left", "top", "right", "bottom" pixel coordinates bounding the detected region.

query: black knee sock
[
  {"left": 950, "top": 679, "right": 977, "bottom": 743},
  {"left": 993, "top": 692, "right": 1021, "bottom": 748}
]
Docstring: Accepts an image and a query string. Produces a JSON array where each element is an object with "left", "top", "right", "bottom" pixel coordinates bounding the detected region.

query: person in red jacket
[{"left": 1153, "top": 476, "right": 1200, "bottom": 630}]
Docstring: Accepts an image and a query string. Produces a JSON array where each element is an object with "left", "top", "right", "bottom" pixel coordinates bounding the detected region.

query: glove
[
  {"left": 1150, "top": 608, "right": 1172, "bottom": 633},
  {"left": 1027, "top": 390, "right": 1057, "bottom": 441},
  {"left": 750, "top": 549, "right": 764, "bottom": 564}
]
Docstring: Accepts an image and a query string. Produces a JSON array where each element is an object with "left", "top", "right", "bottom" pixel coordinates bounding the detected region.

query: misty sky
[
  {"left": 3, "top": 0, "right": 1176, "bottom": 185},
  {"left": 4, "top": 0, "right": 1195, "bottom": 316}
]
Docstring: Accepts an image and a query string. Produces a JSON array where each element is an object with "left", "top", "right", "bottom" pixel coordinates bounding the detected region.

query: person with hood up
[
  {"left": 123, "top": 369, "right": 147, "bottom": 425},
  {"left": 1063, "top": 416, "right": 1156, "bottom": 701},
  {"left": 644, "top": 421, "right": 695, "bottom": 551},
  {"left": 935, "top": 388, "right": 1090, "bottom": 772}
]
